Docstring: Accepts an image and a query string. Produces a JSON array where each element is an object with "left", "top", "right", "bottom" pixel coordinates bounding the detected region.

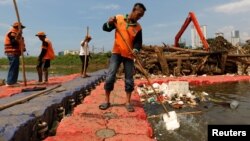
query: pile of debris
[
  {"left": 136, "top": 81, "right": 240, "bottom": 111},
  {"left": 207, "top": 36, "right": 235, "bottom": 52},
  {"left": 133, "top": 36, "right": 250, "bottom": 76},
  {"left": 136, "top": 81, "right": 209, "bottom": 109},
  {"left": 242, "top": 41, "right": 250, "bottom": 54}
]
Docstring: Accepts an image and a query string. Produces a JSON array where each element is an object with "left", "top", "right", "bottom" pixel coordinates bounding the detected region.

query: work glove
[
  {"left": 108, "top": 16, "right": 117, "bottom": 25},
  {"left": 132, "top": 48, "right": 139, "bottom": 55}
]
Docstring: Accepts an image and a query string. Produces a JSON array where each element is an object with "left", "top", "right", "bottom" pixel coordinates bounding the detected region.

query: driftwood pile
[{"left": 133, "top": 36, "right": 250, "bottom": 76}]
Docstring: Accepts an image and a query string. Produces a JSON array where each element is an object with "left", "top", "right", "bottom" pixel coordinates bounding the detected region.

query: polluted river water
[
  {"left": 1, "top": 71, "right": 250, "bottom": 140},
  {"left": 144, "top": 81, "right": 250, "bottom": 141}
]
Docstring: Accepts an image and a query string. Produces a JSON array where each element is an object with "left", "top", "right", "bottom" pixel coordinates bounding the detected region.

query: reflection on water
[
  {"left": 0, "top": 66, "right": 77, "bottom": 81},
  {"left": 146, "top": 82, "right": 250, "bottom": 141},
  {"left": 0, "top": 70, "right": 38, "bottom": 81}
]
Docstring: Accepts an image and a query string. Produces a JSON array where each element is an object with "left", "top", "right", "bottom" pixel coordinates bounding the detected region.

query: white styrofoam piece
[
  {"left": 162, "top": 111, "right": 180, "bottom": 130},
  {"left": 168, "top": 81, "right": 190, "bottom": 94}
]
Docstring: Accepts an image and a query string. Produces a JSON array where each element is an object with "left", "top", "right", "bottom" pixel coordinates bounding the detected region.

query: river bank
[{"left": 0, "top": 63, "right": 107, "bottom": 82}]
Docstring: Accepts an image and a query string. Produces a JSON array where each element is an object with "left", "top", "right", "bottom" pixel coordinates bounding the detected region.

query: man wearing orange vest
[
  {"left": 4, "top": 22, "right": 26, "bottom": 87},
  {"left": 35, "top": 32, "right": 55, "bottom": 84},
  {"left": 99, "top": 3, "right": 146, "bottom": 112}
]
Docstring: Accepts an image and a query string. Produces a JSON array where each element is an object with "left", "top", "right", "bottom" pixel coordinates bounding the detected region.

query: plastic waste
[
  {"left": 230, "top": 100, "right": 239, "bottom": 109},
  {"left": 147, "top": 96, "right": 156, "bottom": 103},
  {"left": 163, "top": 111, "right": 180, "bottom": 130},
  {"left": 136, "top": 87, "right": 143, "bottom": 96},
  {"left": 152, "top": 83, "right": 160, "bottom": 89}
]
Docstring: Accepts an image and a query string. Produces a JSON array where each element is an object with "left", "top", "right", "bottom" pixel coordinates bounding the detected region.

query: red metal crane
[{"left": 175, "top": 11, "right": 209, "bottom": 50}]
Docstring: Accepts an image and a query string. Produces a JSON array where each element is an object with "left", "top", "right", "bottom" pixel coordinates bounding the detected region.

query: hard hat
[
  {"left": 12, "top": 22, "right": 25, "bottom": 28},
  {"left": 35, "top": 32, "right": 46, "bottom": 36}
]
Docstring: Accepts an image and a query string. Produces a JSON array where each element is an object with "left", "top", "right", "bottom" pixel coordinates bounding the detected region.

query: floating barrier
[{"left": 0, "top": 69, "right": 108, "bottom": 141}]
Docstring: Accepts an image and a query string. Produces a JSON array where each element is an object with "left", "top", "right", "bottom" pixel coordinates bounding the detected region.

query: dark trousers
[
  {"left": 104, "top": 54, "right": 134, "bottom": 93},
  {"left": 79, "top": 55, "right": 89, "bottom": 73},
  {"left": 6, "top": 54, "right": 20, "bottom": 85}
]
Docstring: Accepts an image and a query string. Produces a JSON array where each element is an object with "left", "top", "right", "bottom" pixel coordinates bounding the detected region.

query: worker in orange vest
[
  {"left": 35, "top": 32, "right": 55, "bottom": 84},
  {"left": 4, "top": 22, "right": 26, "bottom": 87},
  {"left": 99, "top": 3, "right": 146, "bottom": 112}
]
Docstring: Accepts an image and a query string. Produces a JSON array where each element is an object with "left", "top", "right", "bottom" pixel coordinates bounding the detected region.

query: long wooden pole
[
  {"left": 147, "top": 111, "right": 203, "bottom": 119},
  {"left": 13, "top": 0, "right": 27, "bottom": 86},
  {"left": 114, "top": 23, "right": 170, "bottom": 116},
  {"left": 0, "top": 84, "right": 61, "bottom": 111}
]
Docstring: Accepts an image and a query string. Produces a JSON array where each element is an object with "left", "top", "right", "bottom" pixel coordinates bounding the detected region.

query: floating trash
[
  {"left": 230, "top": 100, "right": 239, "bottom": 109},
  {"left": 136, "top": 81, "right": 201, "bottom": 109}
]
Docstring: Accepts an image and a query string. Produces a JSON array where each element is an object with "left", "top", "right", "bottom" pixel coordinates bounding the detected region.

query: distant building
[
  {"left": 178, "top": 38, "right": 186, "bottom": 48},
  {"left": 58, "top": 50, "right": 79, "bottom": 56},
  {"left": 231, "top": 30, "right": 240, "bottom": 46},
  {"left": 191, "top": 25, "right": 207, "bottom": 49},
  {"left": 58, "top": 51, "right": 64, "bottom": 56},
  {"left": 215, "top": 32, "right": 224, "bottom": 37}
]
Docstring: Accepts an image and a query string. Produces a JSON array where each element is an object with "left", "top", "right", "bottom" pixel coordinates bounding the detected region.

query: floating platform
[{"left": 2, "top": 73, "right": 250, "bottom": 141}]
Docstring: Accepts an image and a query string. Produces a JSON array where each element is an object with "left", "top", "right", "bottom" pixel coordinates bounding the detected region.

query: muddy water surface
[{"left": 145, "top": 81, "right": 250, "bottom": 141}]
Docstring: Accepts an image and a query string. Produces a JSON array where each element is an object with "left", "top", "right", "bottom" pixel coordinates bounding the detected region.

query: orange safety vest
[
  {"left": 4, "top": 28, "right": 25, "bottom": 56},
  {"left": 112, "top": 14, "right": 142, "bottom": 59},
  {"left": 41, "top": 38, "right": 55, "bottom": 60}
]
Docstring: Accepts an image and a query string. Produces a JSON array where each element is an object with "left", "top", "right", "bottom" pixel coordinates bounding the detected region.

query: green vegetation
[
  {"left": 0, "top": 57, "right": 8, "bottom": 65},
  {"left": 0, "top": 52, "right": 111, "bottom": 75}
]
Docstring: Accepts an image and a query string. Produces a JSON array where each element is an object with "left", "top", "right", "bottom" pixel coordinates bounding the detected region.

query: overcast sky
[{"left": 1, "top": 0, "right": 250, "bottom": 57}]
